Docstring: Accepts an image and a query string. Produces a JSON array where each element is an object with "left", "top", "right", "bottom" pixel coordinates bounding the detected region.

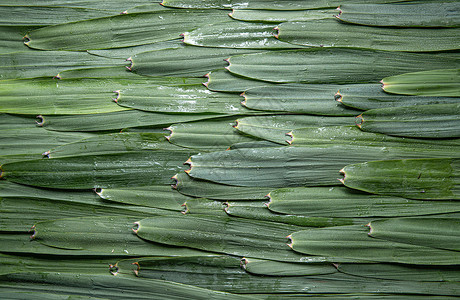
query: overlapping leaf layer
[{"left": 1, "top": 1, "right": 459, "bottom": 298}]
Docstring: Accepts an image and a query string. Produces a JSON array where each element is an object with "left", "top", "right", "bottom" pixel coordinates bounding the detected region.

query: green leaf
[
  {"left": 276, "top": 19, "right": 460, "bottom": 52},
  {"left": 242, "top": 84, "right": 361, "bottom": 116},
  {"left": 1, "top": 150, "right": 195, "bottom": 189},
  {"left": 369, "top": 218, "right": 460, "bottom": 251},
  {"left": 337, "top": 262, "right": 460, "bottom": 282},
  {"left": 167, "top": 120, "right": 256, "bottom": 151},
  {"left": 131, "top": 47, "right": 261, "bottom": 78},
  {"left": 267, "top": 186, "right": 460, "bottom": 218},
  {"left": 47, "top": 132, "right": 175, "bottom": 158},
  {"left": 88, "top": 39, "right": 184, "bottom": 59},
  {"left": 341, "top": 158, "right": 460, "bottom": 200},
  {"left": 235, "top": 115, "right": 355, "bottom": 144},
  {"left": 161, "top": 0, "right": 418, "bottom": 10},
  {"left": 183, "top": 198, "right": 228, "bottom": 216},
  {"left": 38, "top": 110, "right": 228, "bottom": 132},
  {"left": 288, "top": 126, "right": 460, "bottom": 149},
  {"left": 0, "top": 51, "right": 125, "bottom": 80},
  {"left": 26, "top": 10, "right": 230, "bottom": 50},
  {"left": 0, "top": 26, "right": 40, "bottom": 55},
  {"left": 184, "top": 22, "right": 303, "bottom": 49},
  {"left": 0, "top": 0, "right": 157, "bottom": 10},
  {"left": 0, "top": 78, "right": 130, "bottom": 115},
  {"left": 173, "top": 171, "right": 272, "bottom": 200},
  {"left": 242, "top": 257, "right": 337, "bottom": 276},
  {"left": 96, "top": 185, "right": 189, "bottom": 211},
  {"left": 187, "top": 145, "right": 458, "bottom": 188},
  {"left": 204, "top": 69, "right": 279, "bottom": 93},
  {"left": 225, "top": 202, "right": 366, "bottom": 227},
  {"left": 229, "top": 9, "right": 335, "bottom": 23},
  {"left": 227, "top": 48, "right": 460, "bottom": 83},
  {"left": 289, "top": 225, "right": 460, "bottom": 265},
  {"left": 32, "top": 216, "right": 212, "bottom": 257},
  {"left": 114, "top": 83, "right": 260, "bottom": 114},
  {"left": 382, "top": 69, "right": 460, "bottom": 97},
  {"left": 0, "top": 273, "right": 250, "bottom": 300},
  {"left": 337, "top": 3, "right": 460, "bottom": 27},
  {"left": 135, "top": 214, "right": 346, "bottom": 263},
  {"left": 356, "top": 103, "right": 460, "bottom": 139},
  {"left": 336, "top": 84, "right": 460, "bottom": 110}
]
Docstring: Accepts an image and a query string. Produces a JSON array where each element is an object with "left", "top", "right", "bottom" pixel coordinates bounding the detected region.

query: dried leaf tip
[
  {"left": 112, "top": 90, "right": 120, "bottom": 103},
  {"left": 233, "top": 119, "right": 240, "bottom": 129},
  {"left": 53, "top": 73, "right": 62, "bottom": 80},
  {"left": 120, "top": 10, "right": 128, "bottom": 14},
  {"left": 335, "top": 6, "right": 343, "bottom": 18},
  {"left": 171, "top": 174, "right": 179, "bottom": 189},
  {"left": 285, "top": 131, "right": 294, "bottom": 145},
  {"left": 132, "top": 222, "right": 140, "bottom": 234},
  {"left": 125, "top": 57, "right": 133, "bottom": 71},
  {"left": 240, "top": 258, "right": 249, "bottom": 269},
  {"left": 273, "top": 26, "right": 280, "bottom": 39},
  {"left": 334, "top": 91, "right": 343, "bottom": 102},
  {"left": 355, "top": 115, "right": 364, "bottom": 129},
  {"left": 181, "top": 202, "right": 189, "bottom": 215},
  {"left": 109, "top": 264, "right": 119, "bottom": 275},
  {"left": 23, "top": 34, "right": 30, "bottom": 46}
]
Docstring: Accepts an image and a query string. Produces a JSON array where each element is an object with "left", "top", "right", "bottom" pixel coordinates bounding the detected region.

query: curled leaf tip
[
  {"left": 120, "top": 10, "right": 128, "bottom": 14},
  {"left": 53, "top": 73, "right": 61, "bottom": 80},
  {"left": 355, "top": 115, "right": 364, "bottom": 128},
  {"left": 132, "top": 222, "right": 140, "bottom": 234},
  {"left": 109, "top": 264, "right": 119, "bottom": 275},
  {"left": 334, "top": 91, "right": 342, "bottom": 102},
  {"left": 240, "top": 258, "right": 249, "bottom": 269}
]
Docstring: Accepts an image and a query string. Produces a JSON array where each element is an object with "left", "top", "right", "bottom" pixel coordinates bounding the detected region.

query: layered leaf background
[{"left": 1, "top": 0, "right": 459, "bottom": 298}]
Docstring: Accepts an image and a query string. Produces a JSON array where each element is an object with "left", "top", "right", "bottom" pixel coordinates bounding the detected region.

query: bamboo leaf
[
  {"left": 88, "top": 39, "right": 184, "bottom": 59},
  {"left": 0, "top": 0, "right": 156, "bottom": 10},
  {"left": 225, "top": 202, "right": 366, "bottom": 227},
  {"left": 131, "top": 47, "right": 261, "bottom": 78},
  {"left": 26, "top": 10, "right": 230, "bottom": 50},
  {"left": 114, "top": 84, "right": 260, "bottom": 114},
  {"left": 135, "top": 214, "right": 348, "bottom": 263},
  {"left": 276, "top": 19, "right": 460, "bottom": 52},
  {"left": 242, "top": 84, "right": 361, "bottom": 116},
  {"left": 337, "top": 262, "right": 460, "bottom": 282},
  {"left": 96, "top": 185, "right": 188, "bottom": 211},
  {"left": 356, "top": 103, "right": 460, "bottom": 138},
  {"left": 187, "top": 145, "right": 458, "bottom": 188},
  {"left": 289, "top": 225, "right": 460, "bottom": 265},
  {"left": 235, "top": 115, "right": 356, "bottom": 144},
  {"left": 288, "top": 126, "right": 460, "bottom": 149},
  {"left": 341, "top": 158, "right": 460, "bottom": 200},
  {"left": 267, "top": 186, "right": 460, "bottom": 218},
  {"left": 229, "top": 9, "right": 335, "bottom": 23},
  {"left": 0, "top": 26, "right": 40, "bottom": 55},
  {"left": 0, "top": 273, "right": 250, "bottom": 300},
  {"left": 382, "top": 69, "right": 460, "bottom": 97},
  {"left": 337, "top": 3, "right": 460, "bottom": 28},
  {"left": 161, "top": 0, "right": 419, "bottom": 10},
  {"left": 184, "top": 22, "right": 303, "bottom": 49},
  {"left": 204, "top": 69, "right": 279, "bottom": 93},
  {"left": 227, "top": 49, "right": 460, "bottom": 84},
  {"left": 369, "top": 218, "right": 460, "bottom": 251},
  {"left": 166, "top": 120, "right": 256, "bottom": 151},
  {"left": 336, "top": 84, "right": 460, "bottom": 110},
  {"left": 183, "top": 198, "right": 228, "bottom": 216},
  {"left": 32, "top": 216, "right": 212, "bottom": 257},
  {"left": 38, "top": 110, "right": 228, "bottom": 132},
  {"left": 173, "top": 171, "right": 272, "bottom": 200},
  {"left": 242, "top": 257, "right": 337, "bottom": 276},
  {"left": 1, "top": 150, "right": 195, "bottom": 189}
]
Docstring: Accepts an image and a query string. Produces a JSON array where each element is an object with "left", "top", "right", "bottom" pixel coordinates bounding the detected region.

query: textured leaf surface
[
  {"left": 114, "top": 84, "right": 258, "bottom": 114},
  {"left": 276, "top": 19, "right": 460, "bottom": 52},
  {"left": 167, "top": 120, "right": 255, "bottom": 151},
  {"left": 235, "top": 115, "right": 355, "bottom": 144},
  {"left": 135, "top": 214, "right": 345, "bottom": 263},
  {"left": 356, "top": 103, "right": 460, "bottom": 138},
  {"left": 204, "top": 69, "right": 279, "bottom": 93},
  {"left": 227, "top": 49, "right": 460, "bottom": 83},
  {"left": 382, "top": 69, "right": 460, "bottom": 97},
  {"left": 267, "top": 186, "right": 460, "bottom": 217},
  {"left": 337, "top": 3, "right": 460, "bottom": 27},
  {"left": 0, "top": 26, "right": 40, "bottom": 55},
  {"left": 289, "top": 225, "right": 460, "bottom": 265},
  {"left": 39, "top": 110, "right": 227, "bottom": 131},
  {"left": 131, "top": 47, "right": 261, "bottom": 78},
  {"left": 288, "top": 126, "right": 460, "bottom": 149},
  {"left": 1, "top": 150, "right": 195, "bottom": 189},
  {"left": 242, "top": 84, "right": 361, "bottom": 116},
  {"left": 230, "top": 9, "right": 335, "bottom": 23},
  {"left": 184, "top": 22, "right": 302, "bottom": 49},
  {"left": 0, "top": 51, "right": 124, "bottom": 80},
  {"left": 336, "top": 84, "right": 460, "bottom": 110},
  {"left": 173, "top": 172, "right": 272, "bottom": 200},
  {"left": 341, "top": 158, "right": 460, "bottom": 200},
  {"left": 187, "top": 145, "right": 458, "bottom": 188},
  {"left": 26, "top": 10, "right": 230, "bottom": 50},
  {"left": 242, "top": 258, "right": 337, "bottom": 276},
  {"left": 369, "top": 218, "right": 460, "bottom": 251},
  {"left": 88, "top": 39, "right": 184, "bottom": 59}
]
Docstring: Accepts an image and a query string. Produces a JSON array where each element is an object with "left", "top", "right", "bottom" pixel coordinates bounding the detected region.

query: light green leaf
[
  {"left": 229, "top": 9, "right": 335, "bottom": 23},
  {"left": 204, "top": 69, "right": 279, "bottom": 93}
]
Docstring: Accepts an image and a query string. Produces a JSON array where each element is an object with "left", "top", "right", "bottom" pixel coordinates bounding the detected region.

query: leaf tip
[{"left": 36, "top": 115, "right": 44, "bottom": 127}]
